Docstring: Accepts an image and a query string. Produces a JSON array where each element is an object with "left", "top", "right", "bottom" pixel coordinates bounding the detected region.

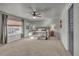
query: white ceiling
[
  {"left": 20, "top": 3, "right": 66, "bottom": 21},
  {"left": 0, "top": 3, "right": 67, "bottom": 21}
]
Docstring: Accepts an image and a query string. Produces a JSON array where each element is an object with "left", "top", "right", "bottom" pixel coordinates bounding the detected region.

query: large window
[{"left": 7, "top": 16, "right": 23, "bottom": 42}]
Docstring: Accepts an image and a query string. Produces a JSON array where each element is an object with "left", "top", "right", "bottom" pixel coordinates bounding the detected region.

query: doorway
[{"left": 68, "top": 4, "right": 74, "bottom": 55}]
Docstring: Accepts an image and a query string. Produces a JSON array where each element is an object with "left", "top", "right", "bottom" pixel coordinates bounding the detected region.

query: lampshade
[{"left": 50, "top": 24, "right": 55, "bottom": 31}]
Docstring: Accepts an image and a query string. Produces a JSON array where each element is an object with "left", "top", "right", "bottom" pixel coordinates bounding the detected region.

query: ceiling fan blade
[
  {"left": 35, "top": 12, "right": 40, "bottom": 15},
  {"left": 37, "top": 15, "right": 42, "bottom": 17},
  {"left": 37, "top": 7, "right": 51, "bottom": 13}
]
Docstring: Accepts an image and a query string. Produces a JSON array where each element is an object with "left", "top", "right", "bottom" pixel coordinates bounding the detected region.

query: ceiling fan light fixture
[{"left": 33, "top": 16, "right": 36, "bottom": 19}]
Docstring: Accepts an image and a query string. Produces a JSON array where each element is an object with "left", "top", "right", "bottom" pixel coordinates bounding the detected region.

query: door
[{"left": 68, "top": 4, "right": 74, "bottom": 55}]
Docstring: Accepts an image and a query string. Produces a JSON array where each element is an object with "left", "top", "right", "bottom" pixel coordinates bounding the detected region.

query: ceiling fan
[
  {"left": 27, "top": 6, "right": 42, "bottom": 19},
  {"left": 32, "top": 10, "right": 41, "bottom": 17},
  {"left": 27, "top": 5, "right": 51, "bottom": 19}
]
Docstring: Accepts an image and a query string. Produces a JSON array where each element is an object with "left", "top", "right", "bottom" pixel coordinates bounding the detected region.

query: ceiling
[
  {"left": 20, "top": 3, "right": 66, "bottom": 21},
  {"left": 0, "top": 3, "right": 67, "bottom": 21}
]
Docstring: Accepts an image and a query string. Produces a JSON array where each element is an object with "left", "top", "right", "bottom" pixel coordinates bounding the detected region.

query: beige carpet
[{"left": 0, "top": 37, "right": 71, "bottom": 56}]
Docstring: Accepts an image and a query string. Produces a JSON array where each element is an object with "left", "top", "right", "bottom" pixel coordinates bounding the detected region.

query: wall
[
  {"left": 29, "top": 18, "right": 60, "bottom": 30},
  {"left": 23, "top": 17, "right": 60, "bottom": 38},
  {"left": 24, "top": 20, "right": 30, "bottom": 37},
  {"left": 60, "top": 4, "right": 73, "bottom": 50},
  {"left": 73, "top": 4, "right": 79, "bottom": 56},
  {"left": 60, "top": 4, "right": 79, "bottom": 56}
]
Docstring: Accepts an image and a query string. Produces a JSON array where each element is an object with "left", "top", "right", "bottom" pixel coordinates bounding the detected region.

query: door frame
[
  {"left": 68, "top": 4, "right": 74, "bottom": 56},
  {"left": 1, "top": 14, "right": 8, "bottom": 44}
]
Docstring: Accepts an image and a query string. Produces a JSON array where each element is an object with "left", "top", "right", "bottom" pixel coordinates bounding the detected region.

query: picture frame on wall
[
  {"left": 26, "top": 25, "right": 29, "bottom": 29},
  {"left": 60, "top": 20, "right": 62, "bottom": 28}
]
